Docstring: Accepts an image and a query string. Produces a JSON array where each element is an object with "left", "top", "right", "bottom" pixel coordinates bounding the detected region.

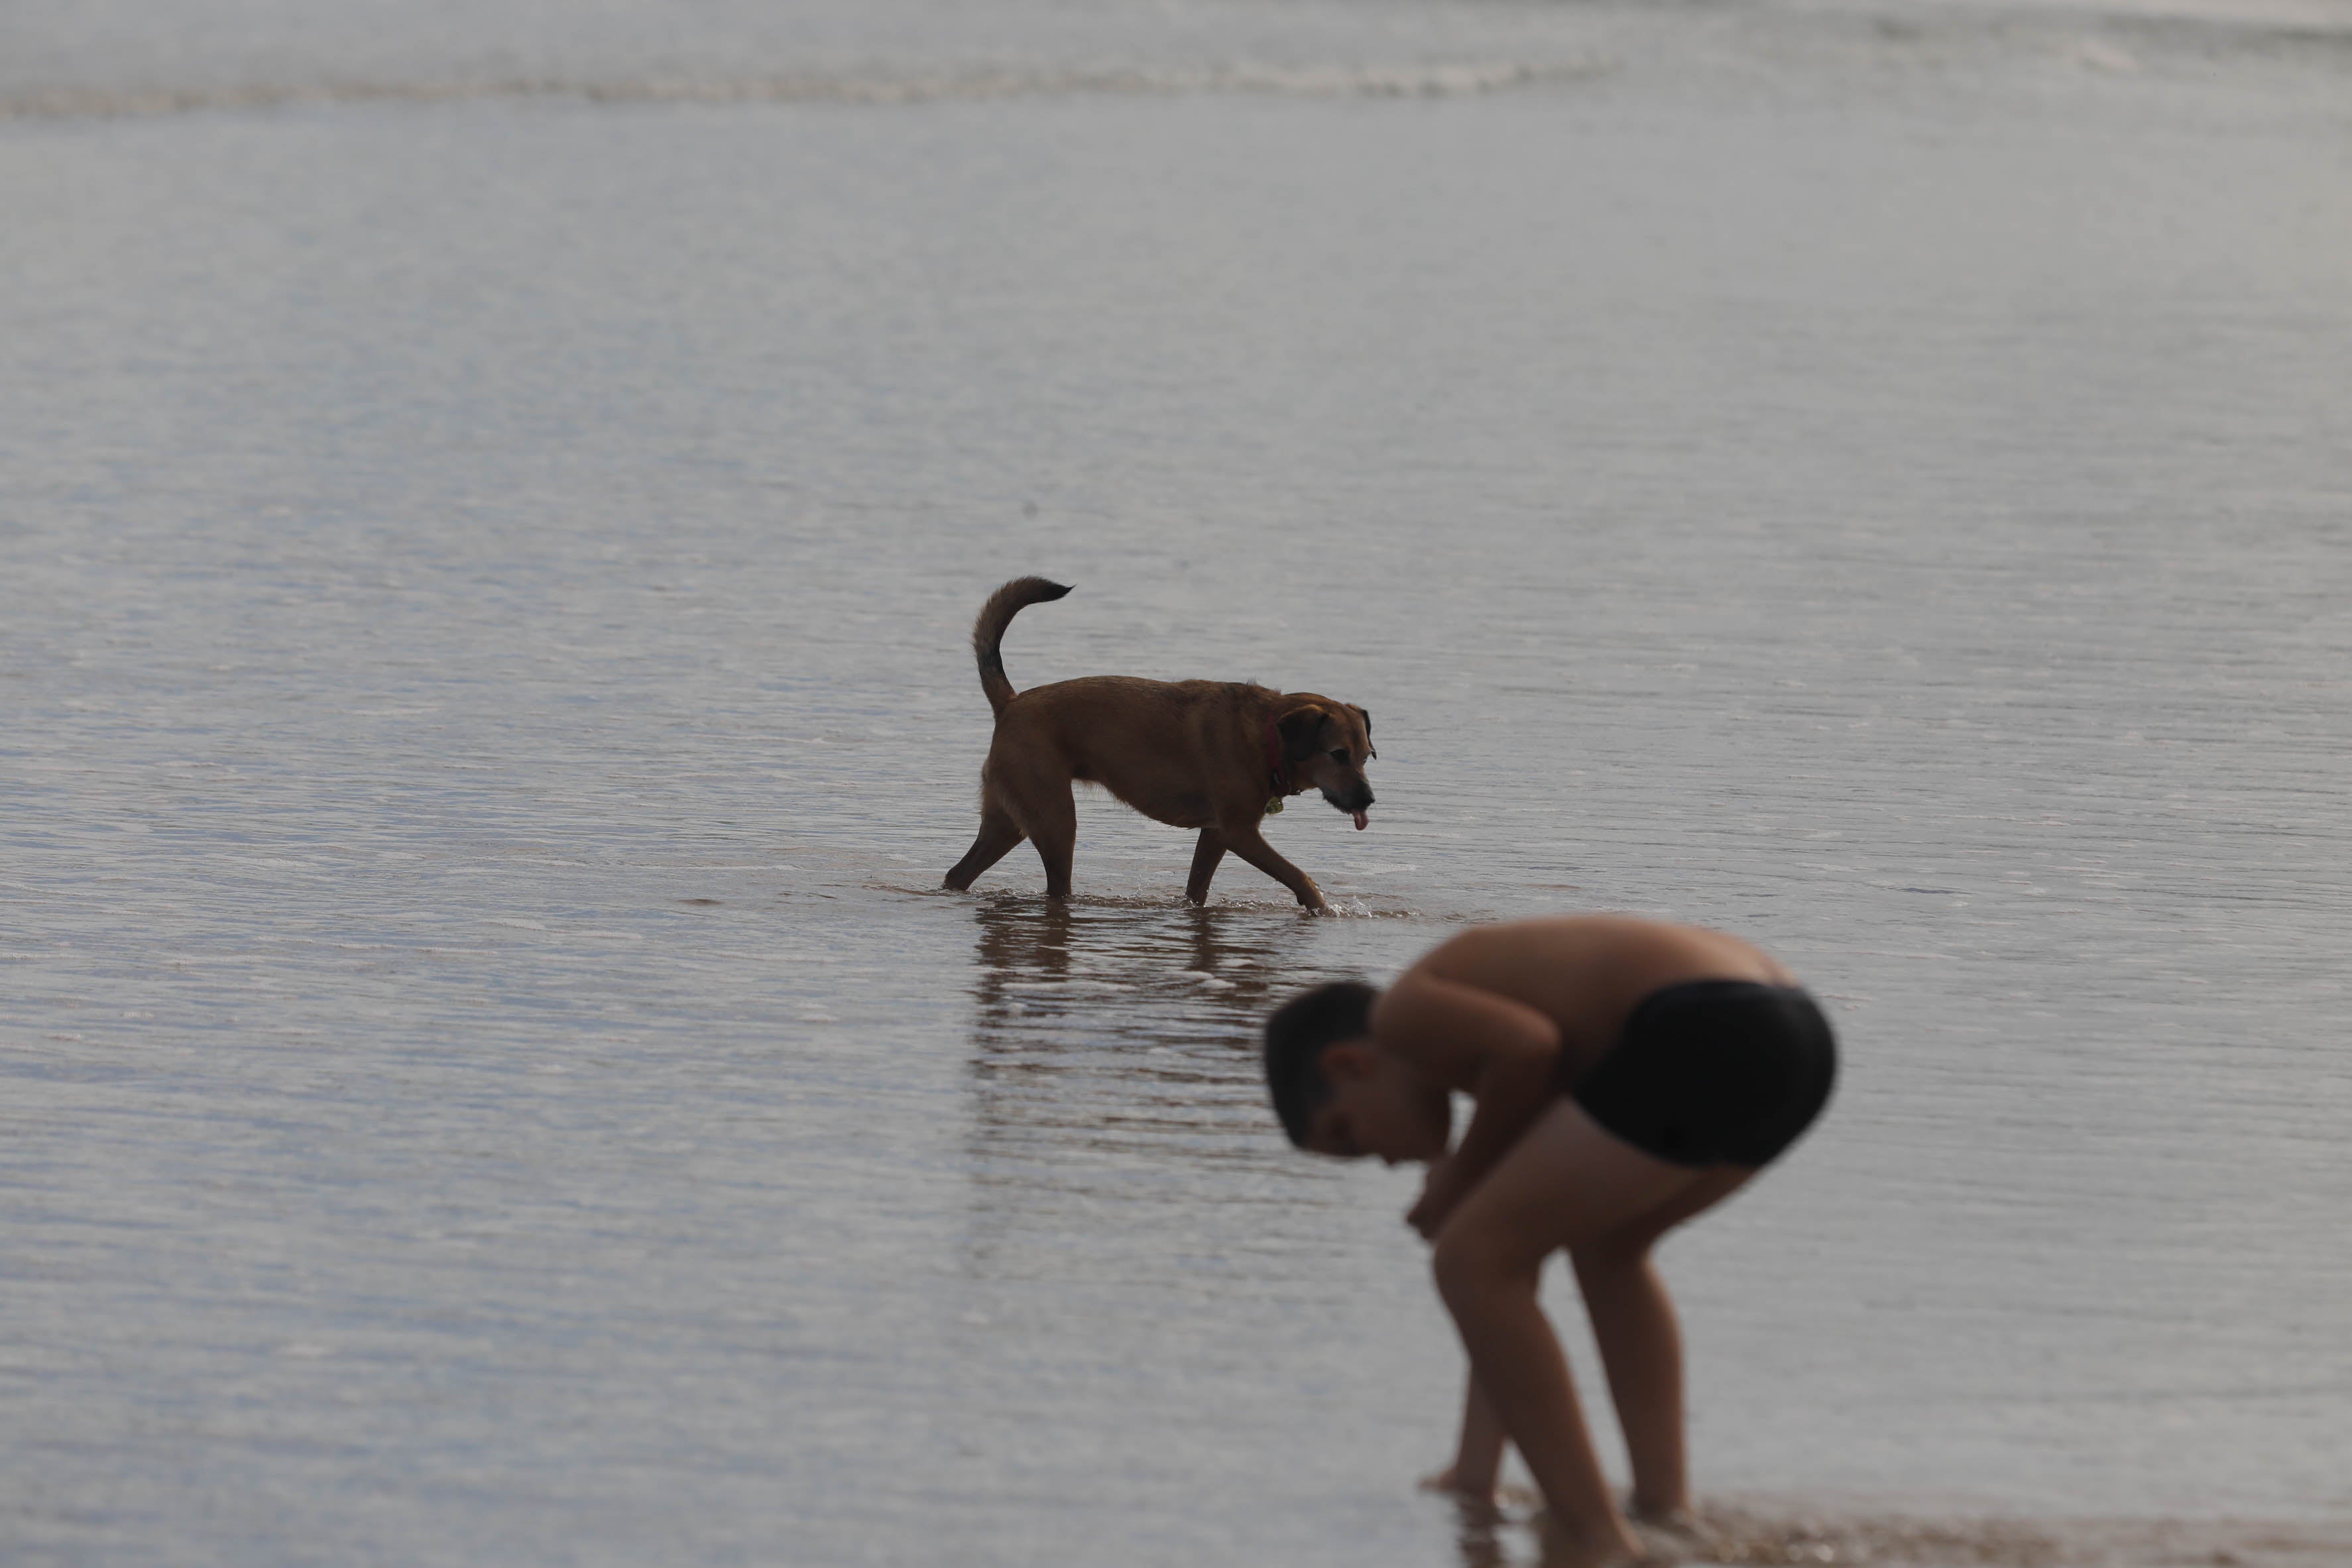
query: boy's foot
[
  {"left": 1418, "top": 1467, "right": 1540, "bottom": 1514},
  {"left": 1418, "top": 1465, "right": 1495, "bottom": 1506},
  {"left": 1628, "top": 1502, "right": 1702, "bottom": 1538},
  {"left": 1625, "top": 1500, "right": 1709, "bottom": 1563},
  {"left": 1532, "top": 1510, "right": 1651, "bottom": 1567}
]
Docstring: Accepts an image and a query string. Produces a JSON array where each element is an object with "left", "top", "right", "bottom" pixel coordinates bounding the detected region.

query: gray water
[{"left": 4, "top": 1, "right": 2351, "bottom": 1563}]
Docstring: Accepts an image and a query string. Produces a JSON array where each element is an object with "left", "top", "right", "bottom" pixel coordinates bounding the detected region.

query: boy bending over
[{"left": 1263, "top": 915, "right": 1836, "bottom": 1564}]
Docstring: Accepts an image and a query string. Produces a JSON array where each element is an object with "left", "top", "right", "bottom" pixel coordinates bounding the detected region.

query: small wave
[{"left": 0, "top": 58, "right": 1610, "bottom": 123}]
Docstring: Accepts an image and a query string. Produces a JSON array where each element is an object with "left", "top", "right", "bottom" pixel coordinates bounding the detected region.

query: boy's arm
[{"left": 1371, "top": 970, "right": 1561, "bottom": 1239}]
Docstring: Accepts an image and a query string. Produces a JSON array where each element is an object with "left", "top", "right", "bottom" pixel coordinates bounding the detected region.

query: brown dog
[{"left": 943, "top": 577, "right": 1378, "bottom": 911}]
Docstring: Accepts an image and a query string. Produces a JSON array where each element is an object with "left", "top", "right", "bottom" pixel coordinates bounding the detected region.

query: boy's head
[{"left": 1264, "top": 981, "right": 1451, "bottom": 1164}]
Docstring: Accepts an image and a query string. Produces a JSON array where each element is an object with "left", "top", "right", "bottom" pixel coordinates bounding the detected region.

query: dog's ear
[
  {"left": 1350, "top": 705, "right": 1375, "bottom": 760},
  {"left": 1277, "top": 706, "right": 1328, "bottom": 762}
]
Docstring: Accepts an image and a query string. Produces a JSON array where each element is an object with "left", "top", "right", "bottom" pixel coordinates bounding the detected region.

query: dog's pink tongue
[{"left": 1353, "top": 811, "right": 1369, "bottom": 831}]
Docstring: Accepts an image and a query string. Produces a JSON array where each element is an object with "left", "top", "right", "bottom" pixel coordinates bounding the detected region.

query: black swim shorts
[{"left": 1559, "top": 979, "right": 1836, "bottom": 1169}]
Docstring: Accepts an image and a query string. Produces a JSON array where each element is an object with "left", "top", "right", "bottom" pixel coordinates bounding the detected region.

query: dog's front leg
[
  {"left": 1185, "top": 828, "right": 1227, "bottom": 905},
  {"left": 1222, "top": 825, "right": 1328, "bottom": 913}
]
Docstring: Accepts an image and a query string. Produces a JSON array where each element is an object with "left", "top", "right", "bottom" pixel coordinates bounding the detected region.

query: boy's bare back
[{"left": 1405, "top": 915, "right": 1795, "bottom": 1078}]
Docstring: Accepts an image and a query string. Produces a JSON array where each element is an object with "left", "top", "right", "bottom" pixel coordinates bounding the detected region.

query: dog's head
[{"left": 1276, "top": 699, "right": 1378, "bottom": 829}]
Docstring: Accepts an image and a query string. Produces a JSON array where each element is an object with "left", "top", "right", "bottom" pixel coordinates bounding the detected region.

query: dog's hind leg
[
  {"left": 945, "top": 805, "right": 1026, "bottom": 891},
  {"left": 1026, "top": 785, "right": 1078, "bottom": 898},
  {"left": 1185, "top": 828, "right": 1226, "bottom": 905}
]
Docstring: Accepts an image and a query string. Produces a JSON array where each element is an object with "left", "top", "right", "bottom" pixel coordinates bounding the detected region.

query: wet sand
[
  {"left": 1439, "top": 1493, "right": 2352, "bottom": 1566},
  {"left": 1654, "top": 1503, "right": 2352, "bottom": 1567}
]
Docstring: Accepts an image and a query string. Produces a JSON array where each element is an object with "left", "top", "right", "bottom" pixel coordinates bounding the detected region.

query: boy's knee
[
  {"left": 1432, "top": 1227, "right": 1525, "bottom": 1310},
  {"left": 1568, "top": 1233, "right": 1651, "bottom": 1277}
]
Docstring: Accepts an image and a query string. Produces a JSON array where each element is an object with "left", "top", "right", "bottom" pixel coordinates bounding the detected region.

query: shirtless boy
[{"left": 1262, "top": 915, "right": 1836, "bottom": 1563}]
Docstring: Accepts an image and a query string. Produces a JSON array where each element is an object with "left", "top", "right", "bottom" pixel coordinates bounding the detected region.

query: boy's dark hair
[{"left": 1263, "top": 981, "right": 1379, "bottom": 1148}]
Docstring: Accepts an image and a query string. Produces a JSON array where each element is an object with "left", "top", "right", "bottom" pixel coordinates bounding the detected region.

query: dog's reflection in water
[
  {"left": 967, "top": 895, "right": 1291, "bottom": 1048},
  {"left": 953, "top": 897, "right": 1316, "bottom": 1276},
  {"left": 959, "top": 895, "right": 1324, "bottom": 1152}
]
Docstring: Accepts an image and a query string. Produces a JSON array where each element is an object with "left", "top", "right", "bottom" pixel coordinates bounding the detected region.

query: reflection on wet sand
[
  {"left": 1447, "top": 1495, "right": 1515, "bottom": 1568},
  {"left": 1693, "top": 1506, "right": 2352, "bottom": 1566}
]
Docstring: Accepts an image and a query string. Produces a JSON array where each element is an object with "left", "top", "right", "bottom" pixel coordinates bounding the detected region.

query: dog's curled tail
[{"left": 972, "top": 575, "right": 1072, "bottom": 718}]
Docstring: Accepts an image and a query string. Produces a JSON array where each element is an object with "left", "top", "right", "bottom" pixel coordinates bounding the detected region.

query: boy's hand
[{"left": 1407, "top": 1161, "right": 1468, "bottom": 1239}]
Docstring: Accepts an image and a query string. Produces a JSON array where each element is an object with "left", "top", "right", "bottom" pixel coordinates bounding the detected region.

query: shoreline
[{"left": 1647, "top": 1500, "right": 2352, "bottom": 1566}]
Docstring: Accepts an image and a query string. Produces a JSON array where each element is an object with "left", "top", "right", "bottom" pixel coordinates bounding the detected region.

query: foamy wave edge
[{"left": 0, "top": 59, "right": 1611, "bottom": 123}]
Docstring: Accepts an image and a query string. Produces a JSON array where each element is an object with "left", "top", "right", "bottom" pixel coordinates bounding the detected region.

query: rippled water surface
[{"left": 4, "top": 1, "right": 2351, "bottom": 1563}]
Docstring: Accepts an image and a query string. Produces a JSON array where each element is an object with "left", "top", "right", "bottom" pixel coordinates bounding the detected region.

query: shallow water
[{"left": 3, "top": 1, "right": 2351, "bottom": 1563}]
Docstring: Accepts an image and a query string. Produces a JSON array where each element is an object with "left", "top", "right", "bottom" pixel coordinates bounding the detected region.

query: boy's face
[{"left": 1304, "top": 1040, "right": 1452, "bottom": 1164}]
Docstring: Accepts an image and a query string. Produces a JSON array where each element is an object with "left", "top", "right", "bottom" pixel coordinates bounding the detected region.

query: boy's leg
[
  {"left": 1572, "top": 1168, "right": 1751, "bottom": 1520},
  {"left": 1424, "top": 1372, "right": 1507, "bottom": 1500},
  {"left": 1430, "top": 1098, "right": 1712, "bottom": 1559}
]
